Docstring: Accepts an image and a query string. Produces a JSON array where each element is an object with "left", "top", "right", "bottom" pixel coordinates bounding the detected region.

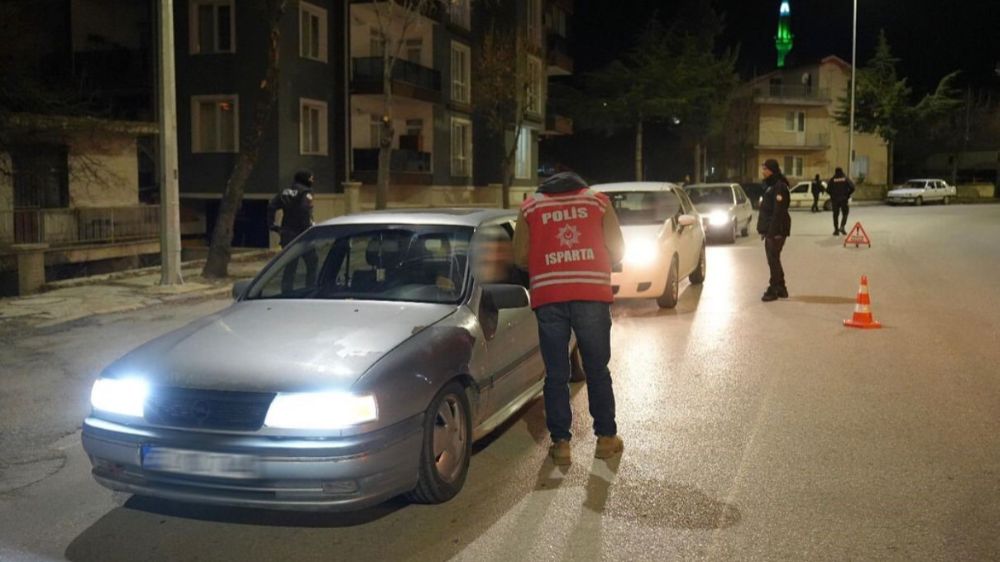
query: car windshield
[
  {"left": 686, "top": 186, "right": 734, "bottom": 206},
  {"left": 246, "top": 224, "right": 473, "bottom": 303},
  {"left": 905, "top": 181, "right": 927, "bottom": 188},
  {"left": 607, "top": 191, "right": 681, "bottom": 225}
]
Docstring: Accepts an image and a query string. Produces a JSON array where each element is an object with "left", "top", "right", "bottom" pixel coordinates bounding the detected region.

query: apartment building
[{"left": 728, "top": 56, "right": 888, "bottom": 185}]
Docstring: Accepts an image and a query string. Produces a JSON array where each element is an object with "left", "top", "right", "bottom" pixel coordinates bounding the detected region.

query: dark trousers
[
  {"left": 280, "top": 248, "right": 318, "bottom": 293},
  {"left": 535, "top": 301, "right": 616, "bottom": 442},
  {"left": 832, "top": 201, "right": 850, "bottom": 230},
  {"left": 765, "top": 235, "right": 786, "bottom": 289},
  {"left": 811, "top": 193, "right": 821, "bottom": 212}
]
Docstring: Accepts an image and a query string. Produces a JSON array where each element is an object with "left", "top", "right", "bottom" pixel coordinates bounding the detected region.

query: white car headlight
[
  {"left": 624, "top": 239, "right": 658, "bottom": 266},
  {"left": 708, "top": 210, "right": 731, "bottom": 226},
  {"left": 90, "top": 377, "right": 149, "bottom": 418},
  {"left": 264, "top": 392, "right": 378, "bottom": 430}
]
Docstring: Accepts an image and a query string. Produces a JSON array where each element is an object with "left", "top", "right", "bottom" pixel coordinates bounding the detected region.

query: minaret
[{"left": 775, "top": 1, "right": 793, "bottom": 68}]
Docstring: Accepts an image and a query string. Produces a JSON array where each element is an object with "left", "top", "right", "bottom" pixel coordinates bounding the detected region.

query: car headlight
[
  {"left": 708, "top": 210, "right": 731, "bottom": 226},
  {"left": 90, "top": 377, "right": 149, "bottom": 418},
  {"left": 264, "top": 392, "right": 378, "bottom": 430},
  {"left": 624, "top": 239, "right": 658, "bottom": 266}
]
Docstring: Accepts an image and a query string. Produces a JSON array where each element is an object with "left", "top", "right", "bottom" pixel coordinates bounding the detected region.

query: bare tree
[
  {"left": 369, "top": 0, "right": 432, "bottom": 210},
  {"left": 474, "top": 24, "right": 530, "bottom": 209},
  {"left": 202, "top": 0, "right": 287, "bottom": 279}
]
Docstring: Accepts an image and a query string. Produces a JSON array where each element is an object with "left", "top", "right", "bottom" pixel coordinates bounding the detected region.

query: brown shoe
[
  {"left": 595, "top": 435, "right": 624, "bottom": 459},
  {"left": 549, "top": 440, "right": 572, "bottom": 466}
]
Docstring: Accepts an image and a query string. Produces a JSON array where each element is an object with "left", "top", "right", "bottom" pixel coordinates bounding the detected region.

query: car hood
[
  {"left": 621, "top": 223, "right": 666, "bottom": 242},
  {"left": 105, "top": 300, "right": 457, "bottom": 393},
  {"left": 694, "top": 204, "right": 734, "bottom": 215},
  {"left": 888, "top": 187, "right": 925, "bottom": 195}
]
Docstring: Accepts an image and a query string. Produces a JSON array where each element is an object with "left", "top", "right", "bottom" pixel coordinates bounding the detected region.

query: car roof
[
  {"left": 590, "top": 181, "right": 681, "bottom": 193},
  {"left": 906, "top": 178, "right": 944, "bottom": 182},
  {"left": 317, "top": 208, "right": 517, "bottom": 228},
  {"left": 685, "top": 183, "right": 738, "bottom": 189}
]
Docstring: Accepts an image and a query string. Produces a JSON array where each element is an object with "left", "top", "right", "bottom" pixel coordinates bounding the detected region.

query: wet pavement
[{"left": 1, "top": 205, "right": 999, "bottom": 561}]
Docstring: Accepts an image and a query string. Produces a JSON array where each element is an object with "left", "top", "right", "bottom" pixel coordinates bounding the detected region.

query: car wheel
[
  {"left": 656, "top": 256, "right": 679, "bottom": 309},
  {"left": 688, "top": 245, "right": 706, "bottom": 285},
  {"left": 726, "top": 221, "right": 737, "bottom": 244},
  {"left": 741, "top": 217, "right": 750, "bottom": 237},
  {"left": 916, "top": 196, "right": 923, "bottom": 206},
  {"left": 406, "top": 381, "right": 471, "bottom": 504},
  {"left": 823, "top": 199, "right": 832, "bottom": 211},
  {"left": 570, "top": 345, "right": 586, "bottom": 382}
]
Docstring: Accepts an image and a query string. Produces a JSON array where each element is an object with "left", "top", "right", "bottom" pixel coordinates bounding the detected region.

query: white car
[
  {"left": 886, "top": 179, "right": 956, "bottom": 206},
  {"left": 790, "top": 181, "right": 831, "bottom": 210},
  {"left": 684, "top": 183, "right": 754, "bottom": 244},
  {"left": 590, "top": 182, "right": 706, "bottom": 309}
]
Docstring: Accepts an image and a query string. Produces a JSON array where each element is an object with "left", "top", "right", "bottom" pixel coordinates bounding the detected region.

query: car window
[
  {"left": 248, "top": 224, "right": 474, "bottom": 303},
  {"left": 685, "top": 186, "right": 735, "bottom": 206},
  {"left": 905, "top": 181, "right": 926, "bottom": 189},
  {"left": 607, "top": 190, "right": 681, "bottom": 225},
  {"left": 471, "top": 223, "right": 515, "bottom": 284},
  {"left": 735, "top": 186, "right": 747, "bottom": 204},
  {"left": 791, "top": 183, "right": 809, "bottom": 194},
  {"left": 675, "top": 188, "right": 695, "bottom": 214}
]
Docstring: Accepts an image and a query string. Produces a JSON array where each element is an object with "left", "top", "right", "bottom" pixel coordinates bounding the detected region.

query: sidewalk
[{"left": 0, "top": 250, "right": 276, "bottom": 331}]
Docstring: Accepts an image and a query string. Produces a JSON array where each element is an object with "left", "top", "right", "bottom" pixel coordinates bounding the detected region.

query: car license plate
[{"left": 141, "top": 446, "right": 258, "bottom": 479}]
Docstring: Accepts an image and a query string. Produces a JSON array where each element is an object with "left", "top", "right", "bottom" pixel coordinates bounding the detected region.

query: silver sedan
[{"left": 82, "top": 209, "right": 553, "bottom": 511}]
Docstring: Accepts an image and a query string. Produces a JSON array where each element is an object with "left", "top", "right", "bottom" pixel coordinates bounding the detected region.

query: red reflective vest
[{"left": 521, "top": 188, "right": 614, "bottom": 308}]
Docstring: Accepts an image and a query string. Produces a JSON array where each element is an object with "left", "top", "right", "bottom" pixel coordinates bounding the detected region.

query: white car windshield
[
  {"left": 686, "top": 186, "right": 734, "bottom": 206},
  {"left": 607, "top": 191, "right": 681, "bottom": 225},
  {"left": 246, "top": 224, "right": 474, "bottom": 303}
]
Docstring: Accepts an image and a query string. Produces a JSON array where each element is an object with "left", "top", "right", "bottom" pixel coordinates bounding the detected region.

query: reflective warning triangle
[{"left": 843, "top": 221, "right": 871, "bottom": 248}]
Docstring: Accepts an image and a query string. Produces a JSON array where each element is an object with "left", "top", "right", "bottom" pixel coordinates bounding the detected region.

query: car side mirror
[
  {"left": 677, "top": 214, "right": 698, "bottom": 228},
  {"left": 232, "top": 279, "right": 252, "bottom": 300},
  {"left": 482, "top": 284, "right": 530, "bottom": 310}
]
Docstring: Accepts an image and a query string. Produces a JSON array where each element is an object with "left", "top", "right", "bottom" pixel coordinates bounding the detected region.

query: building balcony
[
  {"left": 351, "top": 148, "right": 433, "bottom": 185},
  {"left": 752, "top": 85, "right": 831, "bottom": 106},
  {"left": 546, "top": 33, "right": 573, "bottom": 76},
  {"left": 754, "top": 132, "right": 831, "bottom": 151},
  {"left": 351, "top": 57, "right": 442, "bottom": 104}
]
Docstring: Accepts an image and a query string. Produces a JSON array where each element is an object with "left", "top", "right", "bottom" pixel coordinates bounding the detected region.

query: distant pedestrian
[
  {"left": 758, "top": 159, "right": 791, "bottom": 302},
  {"left": 512, "top": 171, "right": 626, "bottom": 466},
  {"left": 267, "top": 170, "right": 317, "bottom": 290},
  {"left": 827, "top": 167, "right": 855, "bottom": 235},
  {"left": 810, "top": 173, "right": 824, "bottom": 212}
]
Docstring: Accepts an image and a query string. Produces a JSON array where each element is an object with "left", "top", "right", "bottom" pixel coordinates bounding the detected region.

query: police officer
[
  {"left": 827, "top": 167, "right": 855, "bottom": 235},
  {"left": 758, "top": 159, "right": 791, "bottom": 302},
  {"left": 267, "top": 170, "right": 317, "bottom": 291},
  {"left": 512, "top": 172, "right": 625, "bottom": 466},
  {"left": 810, "top": 173, "right": 824, "bottom": 213}
]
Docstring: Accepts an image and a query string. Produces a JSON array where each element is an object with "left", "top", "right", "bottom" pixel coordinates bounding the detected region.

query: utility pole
[
  {"left": 848, "top": 0, "right": 857, "bottom": 180},
  {"left": 158, "top": 0, "right": 183, "bottom": 285}
]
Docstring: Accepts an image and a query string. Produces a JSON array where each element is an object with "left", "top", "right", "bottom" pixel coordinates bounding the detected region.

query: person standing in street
[
  {"left": 827, "top": 167, "right": 855, "bottom": 235},
  {"left": 758, "top": 159, "right": 791, "bottom": 302},
  {"left": 267, "top": 170, "right": 317, "bottom": 290},
  {"left": 810, "top": 173, "right": 824, "bottom": 212},
  {"left": 512, "top": 171, "right": 626, "bottom": 466}
]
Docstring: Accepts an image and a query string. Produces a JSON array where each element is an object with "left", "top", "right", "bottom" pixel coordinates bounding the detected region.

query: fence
[{"left": 1, "top": 205, "right": 160, "bottom": 247}]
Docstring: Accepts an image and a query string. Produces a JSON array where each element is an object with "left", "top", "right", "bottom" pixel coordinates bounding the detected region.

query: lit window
[
  {"left": 451, "top": 117, "right": 472, "bottom": 177},
  {"left": 451, "top": 42, "right": 471, "bottom": 104},
  {"left": 526, "top": 56, "right": 543, "bottom": 114},
  {"left": 190, "top": 0, "right": 235, "bottom": 54},
  {"left": 299, "top": 2, "right": 328, "bottom": 62},
  {"left": 300, "top": 99, "right": 328, "bottom": 156},
  {"left": 192, "top": 95, "right": 239, "bottom": 153}
]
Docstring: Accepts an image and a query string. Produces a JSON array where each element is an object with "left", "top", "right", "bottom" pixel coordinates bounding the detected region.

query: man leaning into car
[{"left": 512, "top": 171, "right": 626, "bottom": 466}]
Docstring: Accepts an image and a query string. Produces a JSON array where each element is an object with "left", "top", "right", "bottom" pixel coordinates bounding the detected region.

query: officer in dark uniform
[
  {"left": 267, "top": 170, "right": 317, "bottom": 291},
  {"left": 757, "top": 159, "right": 791, "bottom": 302},
  {"left": 810, "top": 173, "right": 824, "bottom": 212},
  {"left": 827, "top": 167, "right": 855, "bottom": 235}
]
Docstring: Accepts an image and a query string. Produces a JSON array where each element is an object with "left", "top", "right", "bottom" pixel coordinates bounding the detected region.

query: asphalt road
[{"left": 1, "top": 204, "right": 998, "bottom": 561}]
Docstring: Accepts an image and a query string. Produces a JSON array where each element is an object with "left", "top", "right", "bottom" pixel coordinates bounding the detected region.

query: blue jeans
[{"left": 535, "top": 301, "right": 617, "bottom": 442}]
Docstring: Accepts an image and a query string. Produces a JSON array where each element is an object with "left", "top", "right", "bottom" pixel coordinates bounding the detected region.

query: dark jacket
[
  {"left": 757, "top": 174, "right": 791, "bottom": 237},
  {"left": 826, "top": 176, "right": 855, "bottom": 203},
  {"left": 267, "top": 182, "right": 315, "bottom": 245},
  {"left": 811, "top": 179, "right": 824, "bottom": 195}
]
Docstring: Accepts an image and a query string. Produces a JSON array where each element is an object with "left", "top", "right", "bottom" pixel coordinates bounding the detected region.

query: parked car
[
  {"left": 886, "top": 178, "right": 956, "bottom": 205},
  {"left": 590, "top": 182, "right": 706, "bottom": 308},
  {"left": 789, "top": 181, "right": 831, "bottom": 210},
  {"left": 684, "top": 182, "right": 754, "bottom": 244},
  {"left": 82, "top": 209, "right": 569, "bottom": 511}
]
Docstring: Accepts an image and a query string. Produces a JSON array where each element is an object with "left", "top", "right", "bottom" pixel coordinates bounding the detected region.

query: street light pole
[
  {"left": 848, "top": 0, "right": 858, "bottom": 179},
  {"left": 158, "top": 0, "right": 183, "bottom": 285}
]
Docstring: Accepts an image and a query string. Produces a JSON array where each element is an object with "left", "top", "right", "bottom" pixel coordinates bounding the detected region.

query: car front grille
[{"left": 144, "top": 387, "right": 276, "bottom": 431}]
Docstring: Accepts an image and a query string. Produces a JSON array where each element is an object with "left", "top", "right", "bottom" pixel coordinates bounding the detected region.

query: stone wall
[{"left": 68, "top": 133, "right": 139, "bottom": 208}]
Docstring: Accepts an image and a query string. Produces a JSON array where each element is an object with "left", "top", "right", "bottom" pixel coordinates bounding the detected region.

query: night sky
[{"left": 571, "top": 0, "right": 1000, "bottom": 94}]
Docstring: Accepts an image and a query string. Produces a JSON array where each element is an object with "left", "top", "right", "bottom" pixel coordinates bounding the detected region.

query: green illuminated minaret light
[{"left": 775, "top": 1, "right": 793, "bottom": 68}]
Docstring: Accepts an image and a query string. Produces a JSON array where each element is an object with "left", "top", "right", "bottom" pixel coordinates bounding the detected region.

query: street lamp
[{"left": 848, "top": 0, "right": 857, "bottom": 179}]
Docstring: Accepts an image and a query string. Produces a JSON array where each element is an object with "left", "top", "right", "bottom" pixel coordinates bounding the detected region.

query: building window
[
  {"left": 785, "top": 111, "right": 805, "bottom": 132},
  {"left": 451, "top": 42, "right": 471, "bottom": 104},
  {"left": 189, "top": 1, "right": 235, "bottom": 54},
  {"left": 299, "top": 2, "right": 327, "bottom": 62},
  {"left": 300, "top": 99, "right": 328, "bottom": 156},
  {"left": 451, "top": 117, "right": 472, "bottom": 177},
  {"left": 526, "top": 55, "right": 543, "bottom": 115},
  {"left": 526, "top": 0, "right": 542, "bottom": 46},
  {"left": 515, "top": 127, "right": 533, "bottom": 179},
  {"left": 783, "top": 156, "right": 803, "bottom": 177},
  {"left": 448, "top": 0, "right": 470, "bottom": 29},
  {"left": 192, "top": 95, "right": 239, "bottom": 153},
  {"left": 405, "top": 38, "right": 423, "bottom": 64},
  {"left": 369, "top": 115, "right": 383, "bottom": 148}
]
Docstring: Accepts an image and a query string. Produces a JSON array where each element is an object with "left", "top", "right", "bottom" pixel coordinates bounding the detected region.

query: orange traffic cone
[{"left": 844, "top": 275, "right": 882, "bottom": 329}]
